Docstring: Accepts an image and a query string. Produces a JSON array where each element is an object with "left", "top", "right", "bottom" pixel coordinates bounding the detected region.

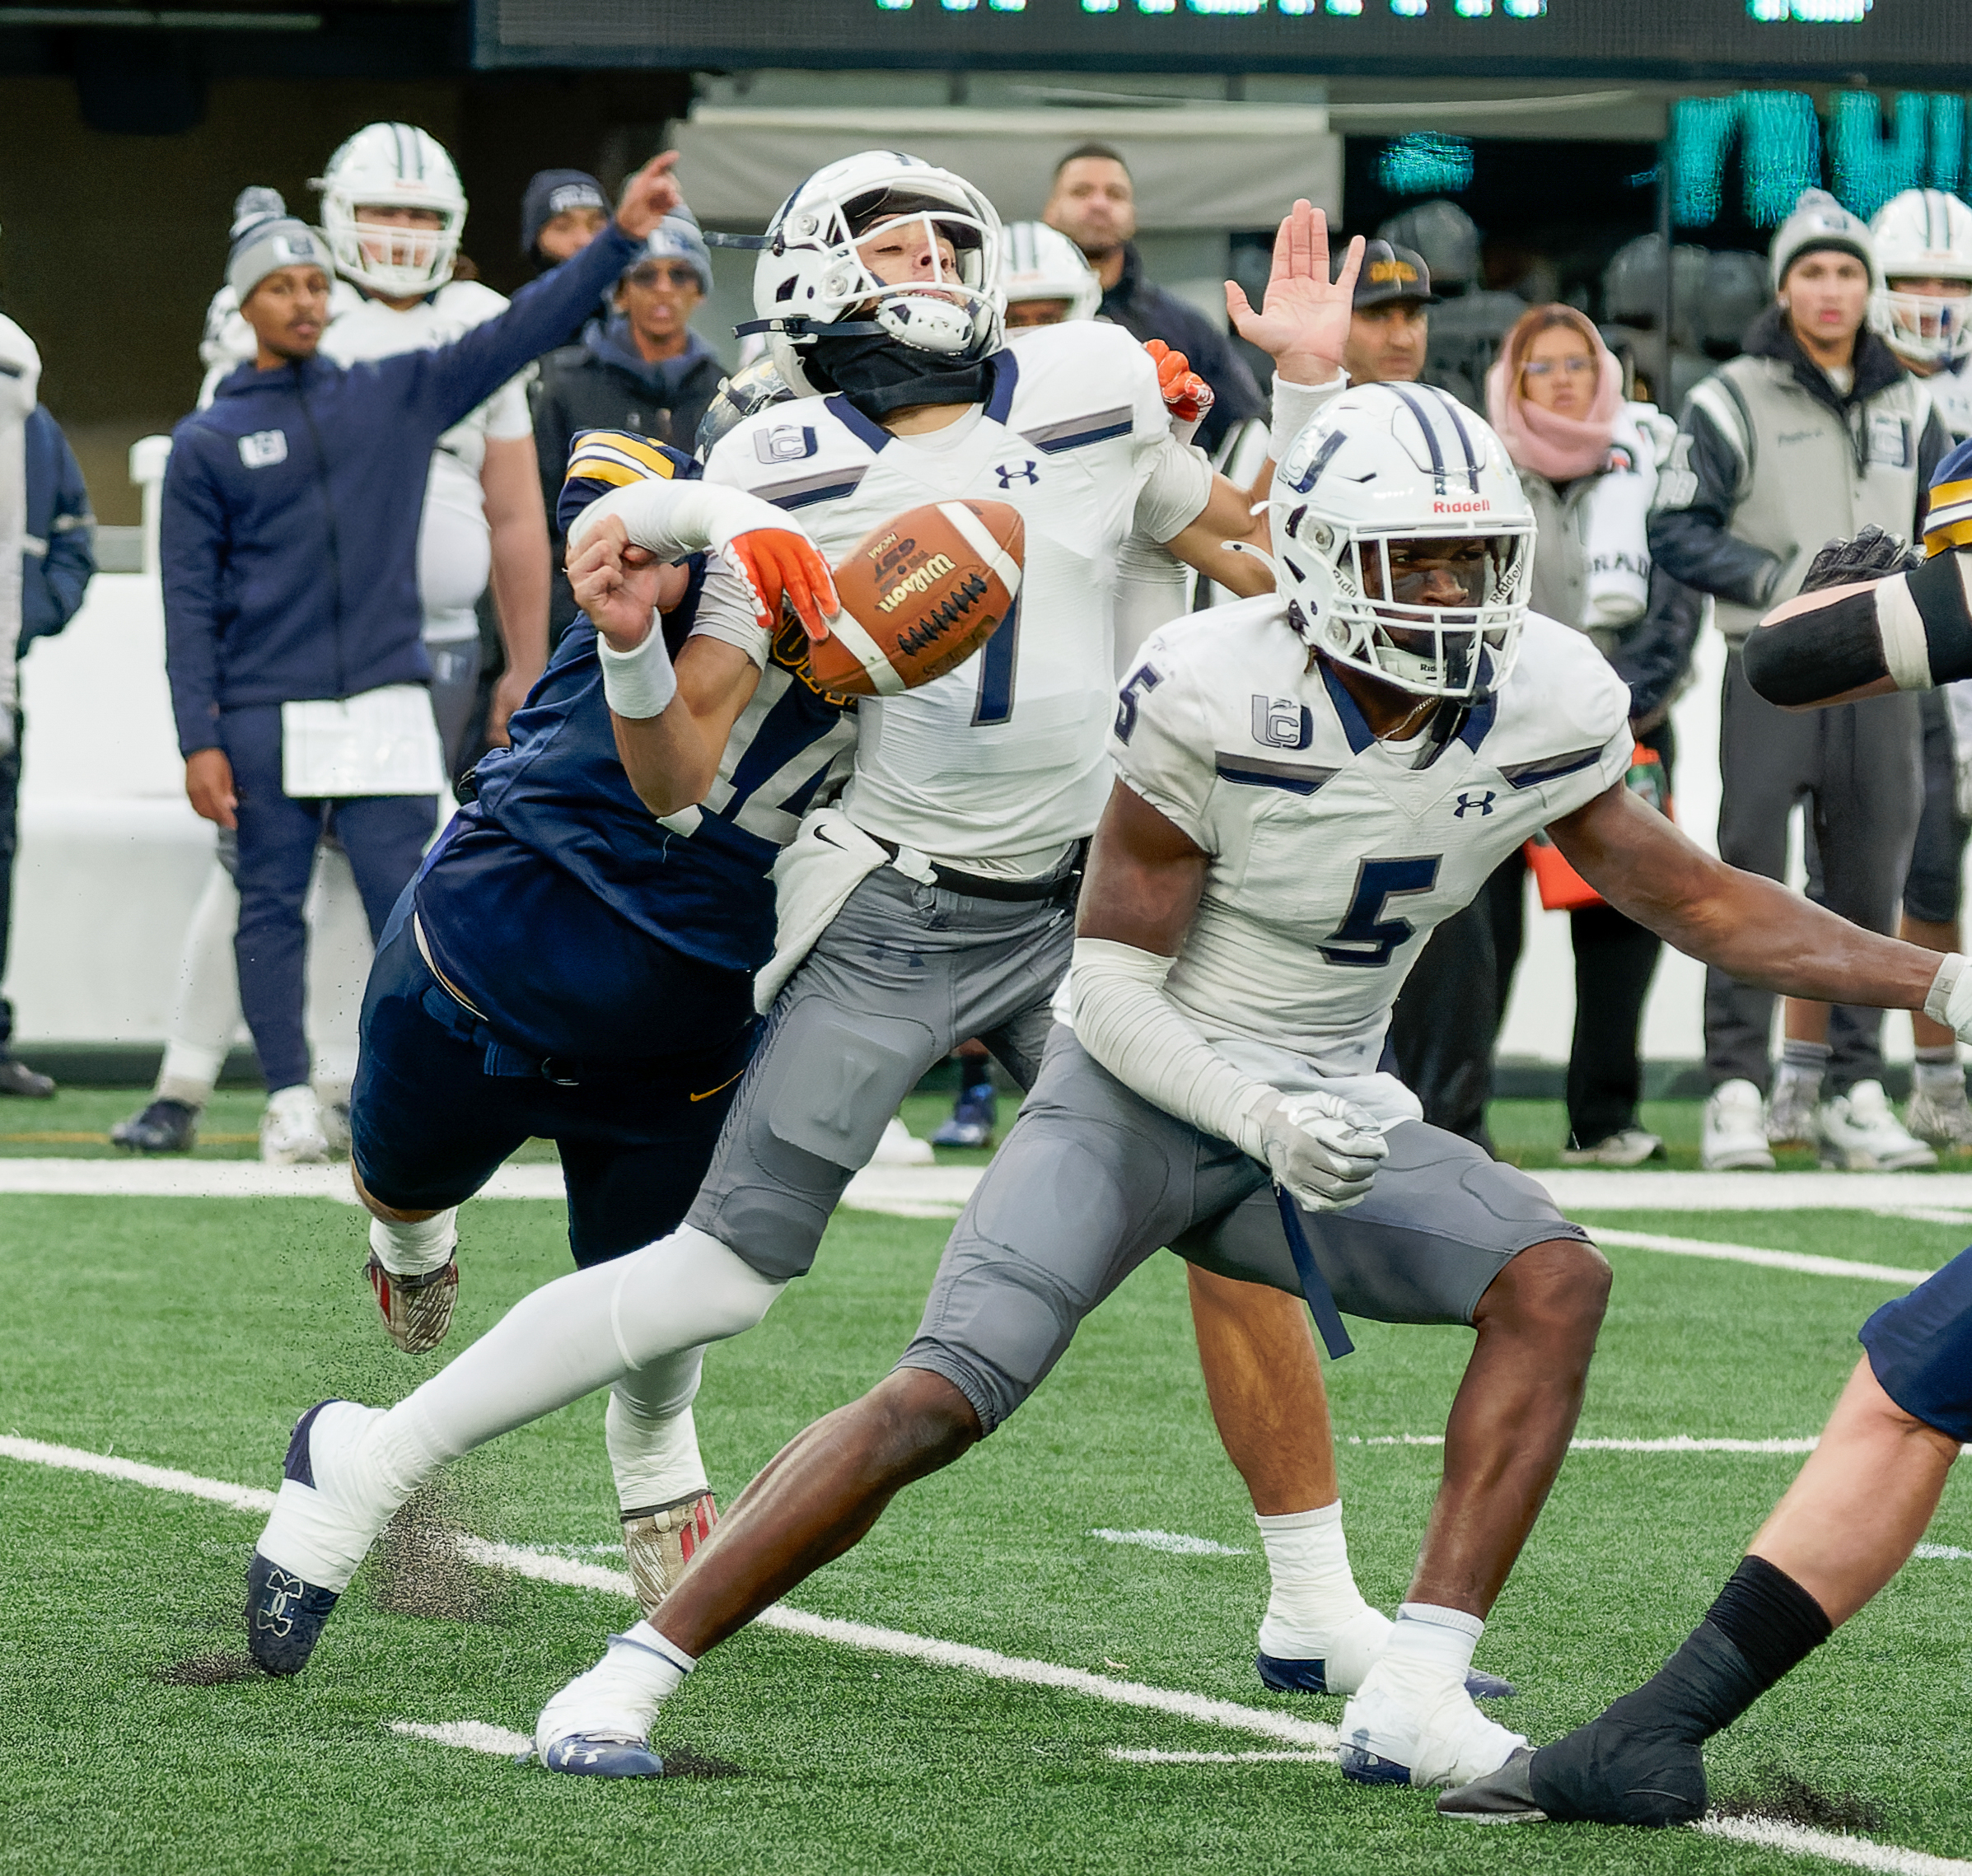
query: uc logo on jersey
[
  {"left": 756, "top": 423, "right": 818, "bottom": 465},
  {"left": 994, "top": 460, "right": 1040, "bottom": 488},
  {"left": 1251, "top": 695, "right": 1313, "bottom": 750}
]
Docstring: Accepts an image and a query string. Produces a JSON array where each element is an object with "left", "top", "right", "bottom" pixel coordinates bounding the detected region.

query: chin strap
[{"left": 732, "top": 315, "right": 894, "bottom": 341}]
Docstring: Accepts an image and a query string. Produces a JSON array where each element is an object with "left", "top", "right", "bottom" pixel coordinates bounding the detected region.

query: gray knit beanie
[{"left": 227, "top": 216, "right": 334, "bottom": 304}]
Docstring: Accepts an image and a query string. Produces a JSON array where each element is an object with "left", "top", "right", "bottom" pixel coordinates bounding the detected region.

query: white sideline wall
[{"left": 0, "top": 570, "right": 1917, "bottom": 1067}]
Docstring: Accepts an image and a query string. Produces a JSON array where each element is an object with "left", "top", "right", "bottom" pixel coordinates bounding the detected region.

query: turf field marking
[
  {"left": 1107, "top": 1748, "right": 1334, "bottom": 1764},
  {"left": 1089, "top": 1528, "right": 1250, "bottom": 1556},
  {"left": 0, "top": 1433, "right": 278, "bottom": 1514},
  {"left": 1344, "top": 1433, "right": 1820, "bottom": 1454},
  {"left": 390, "top": 1719, "right": 530, "bottom": 1758},
  {"left": 1591, "top": 1228, "right": 1931, "bottom": 1286},
  {"left": 1914, "top": 1542, "right": 1972, "bottom": 1561},
  {"left": 1698, "top": 1813, "right": 1972, "bottom": 1874}
]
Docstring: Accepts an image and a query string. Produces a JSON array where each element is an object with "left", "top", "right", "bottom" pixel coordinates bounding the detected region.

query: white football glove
[
  {"left": 1935, "top": 954, "right": 1972, "bottom": 1045},
  {"left": 1254, "top": 1090, "right": 1388, "bottom": 1213}
]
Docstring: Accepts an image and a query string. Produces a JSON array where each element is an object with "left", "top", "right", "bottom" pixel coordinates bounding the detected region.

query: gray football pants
[
  {"left": 902, "top": 1028, "right": 1588, "bottom": 1435},
  {"left": 687, "top": 862, "right": 1074, "bottom": 1281},
  {"left": 1708, "top": 646, "right": 1922, "bottom": 1094}
]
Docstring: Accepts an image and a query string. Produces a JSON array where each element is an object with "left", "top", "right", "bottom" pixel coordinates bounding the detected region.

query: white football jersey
[
  {"left": 1110, "top": 600, "right": 1632, "bottom": 1084},
  {"left": 1928, "top": 355, "right": 1972, "bottom": 441},
  {"left": 697, "top": 321, "right": 1212, "bottom": 870}
]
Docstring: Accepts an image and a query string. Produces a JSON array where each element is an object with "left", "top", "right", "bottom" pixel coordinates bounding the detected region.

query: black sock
[{"left": 1530, "top": 1557, "right": 1832, "bottom": 1826}]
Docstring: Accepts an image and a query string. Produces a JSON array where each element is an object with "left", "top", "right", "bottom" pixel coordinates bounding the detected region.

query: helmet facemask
[
  {"left": 1872, "top": 282, "right": 1972, "bottom": 368},
  {"left": 826, "top": 189, "right": 999, "bottom": 357},
  {"left": 331, "top": 208, "right": 462, "bottom": 299}
]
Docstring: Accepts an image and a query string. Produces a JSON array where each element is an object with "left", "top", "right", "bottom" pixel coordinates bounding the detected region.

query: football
[{"left": 807, "top": 499, "right": 1025, "bottom": 698}]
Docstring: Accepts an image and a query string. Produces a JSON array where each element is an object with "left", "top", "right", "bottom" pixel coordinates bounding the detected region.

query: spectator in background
[
  {"left": 1651, "top": 189, "right": 1949, "bottom": 1174},
  {"left": 1042, "top": 143, "right": 1264, "bottom": 456},
  {"left": 1377, "top": 200, "right": 1526, "bottom": 411},
  {"left": 1484, "top": 305, "right": 1689, "bottom": 1165},
  {"left": 521, "top": 168, "right": 614, "bottom": 351},
  {"left": 1334, "top": 240, "right": 1435, "bottom": 388},
  {"left": 0, "top": 313, "right": 93, "bottom": 1099},
  {"left": 531, "top": 216, "right": 724, "bottom": 642},
  {"left": 160, "top": 160, "right": 672, "bottom": 1162}
]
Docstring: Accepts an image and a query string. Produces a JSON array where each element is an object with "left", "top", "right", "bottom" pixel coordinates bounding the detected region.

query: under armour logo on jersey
[
  {"left": 1454, "top": 791, "right": 1497, "bottom": 818},
  {"left": 238, "top": 429, "right": 288, "bottom": 469},
  {"left": 755, "top": 422, "right": 818, "bottom": 464},
  {"left": 994, "top": 460, "right": 1040, "bottom": 488},
  {"left": 1250, "top": 695, "right": 1313, "bottom": 750}
]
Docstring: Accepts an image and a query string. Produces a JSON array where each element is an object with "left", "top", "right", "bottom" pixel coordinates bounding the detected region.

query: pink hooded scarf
[{"left": 1484, "top": 308, "right": 1624, "bottom": 484}]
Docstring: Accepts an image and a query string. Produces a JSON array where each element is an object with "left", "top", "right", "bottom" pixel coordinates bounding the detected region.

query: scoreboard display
[{"left": 474, "top": 0, "right": 1967, "bottom": 84}]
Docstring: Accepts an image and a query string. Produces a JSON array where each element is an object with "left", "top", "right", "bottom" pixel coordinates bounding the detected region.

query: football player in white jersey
[
  {"left": 1867, "top": 189, "right": 1972, "bottom": 1150},
  {"left": 114, "top": 128, "right": 552, "bottom": 1164},
  {"left": 240, "top": 152, "right": 1415, "bottom": 1742},
  {"left": 446, "top": 380, "right": 1972, "bottom": 1794}
]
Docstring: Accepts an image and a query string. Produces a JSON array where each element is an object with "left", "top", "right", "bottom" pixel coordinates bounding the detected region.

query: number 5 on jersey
[{"left": 1317, "top": 856, "right": 1442, "bottom": 968}]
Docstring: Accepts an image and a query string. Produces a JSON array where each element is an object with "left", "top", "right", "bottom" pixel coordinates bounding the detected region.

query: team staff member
[
  {"left": 161, "top": 155, "right": 681, "bottom": 1160},
  {"left": 533, "top": 215, "right": 725, "bottom": 643},
  {"left": 521, "top": 169, "right": 614, "bottom": 349},
  {"left": 1044, "top": 142, "right": 1264, "bottom": 456},
  {"left": 1649, "top": 189, "right": 1949, "bottom": 1173}
]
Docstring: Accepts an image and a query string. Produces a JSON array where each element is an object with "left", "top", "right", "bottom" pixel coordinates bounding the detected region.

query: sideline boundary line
[{"left": 1592, "top": 1227, "right": 1930, "bottom": 1286}]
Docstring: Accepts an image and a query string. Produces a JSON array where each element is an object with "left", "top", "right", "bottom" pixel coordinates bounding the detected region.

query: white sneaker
[
  {"left": 535, "top": 1632, "right": 675, "bottom": 1777},
  {"left": 261, "top": 1085, "right": 329, "bottom": 1165},
  {"left": 1765, "top": 1066, "right": 1821, "bottom": 1147},
  {"left": 1819, "top": 1080, "right": 1938, "bottom": 1171},
  {"left": 1558, "top": 1127, "right": 1664, "bottom": 1168},
  {"left": 1700, "top": 1079, "right": 1774, "bottom": 1171},
  {"left": 1906, "top": 1077, "right": 1972, "bottom": 1151},
  {"left": 1339, "top": 1663, "right": 1528, "bottom": 1789},
  {"left": 871, "top": 1115, "right": 934, "bottom": 1166},
  {"left": 320, "top": 1099, "right": 353, "bottom": 1156}
]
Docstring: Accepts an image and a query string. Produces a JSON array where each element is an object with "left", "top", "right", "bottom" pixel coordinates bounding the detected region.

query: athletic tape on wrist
[
  {"left": 599, "top": 625, "right": 678, "bottom": 720},
  {"left": 1924, "top": 952, "right": 1968, "bottom": 1026}
]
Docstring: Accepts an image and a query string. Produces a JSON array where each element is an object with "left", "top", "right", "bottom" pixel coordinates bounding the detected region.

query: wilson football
[{"left": 807, "top": 499, "right": 1025, "bottom": 698}]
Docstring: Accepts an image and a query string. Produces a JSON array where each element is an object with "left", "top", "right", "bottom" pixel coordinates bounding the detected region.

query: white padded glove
[
  {"left": 1253, "top": 1090, "right": 1388, "bottom": 1213},
  {"left": 1932, "top": 954, "right": 1972, "bottom": 1043}
]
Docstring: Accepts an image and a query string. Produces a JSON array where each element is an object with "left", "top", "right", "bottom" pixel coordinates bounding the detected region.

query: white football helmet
[
  {"left": 314, "top": 122, "right": 466, "bottom": 299},
  {"left": 1270, "top": 383, "right": 1534, "bottom": 702},
  {"left": 1869, "top": 189, "right": 1972, "bottom": 368},
  {"left": 745, "top": 150, "right": 1004, "bottom": 395},
  {"left": 1001, "top": 221, "right": 1101, "bottom": 324}
]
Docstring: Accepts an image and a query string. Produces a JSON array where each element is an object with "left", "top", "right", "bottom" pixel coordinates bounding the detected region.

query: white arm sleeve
[
  {"left": 566, "top": 478, "right": 799, "bottom": 566},
  {"left": 1134, "top": 435, "right": 1215, "bottom": 546},
  {"left": 1113, "top": 534, "right": 1189, "bottom": 679},
  {"left": 1070, "top": 937, "right": 1275, "bottom": 1160},
  {"left": 1269, "top": 370, "right": 1350, "bottom": 461}
]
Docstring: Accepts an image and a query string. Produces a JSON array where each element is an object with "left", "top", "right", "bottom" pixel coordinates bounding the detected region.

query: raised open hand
[{"left": 1225, "top": 198, "right": 1361, "bottom": 388}]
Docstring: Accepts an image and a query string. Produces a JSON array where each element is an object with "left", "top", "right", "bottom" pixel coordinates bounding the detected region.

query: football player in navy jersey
[{"left": 349, "top": 427, "right": 851, "bottom": 1609}]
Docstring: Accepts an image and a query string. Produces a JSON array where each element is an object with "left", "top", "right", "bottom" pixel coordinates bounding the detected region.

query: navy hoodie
[{"left": 161, "top": 222, "right": 641, "bottom": 756}]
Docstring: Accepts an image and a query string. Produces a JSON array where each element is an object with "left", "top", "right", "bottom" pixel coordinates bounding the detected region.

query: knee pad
[{"left": 762, "top": 1003, "right": 931, "bottom": 1172}]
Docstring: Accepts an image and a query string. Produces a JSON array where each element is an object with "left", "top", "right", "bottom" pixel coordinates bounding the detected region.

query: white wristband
[
  {"left": 1270, "top": 368, "right": 1348, "bottom": 462},
  {"left": 1924, "top": 952, "right": 1968, "bottom": 1026},
  {"left": 598, "top": 624, "right": 678, "bottom": 720}
]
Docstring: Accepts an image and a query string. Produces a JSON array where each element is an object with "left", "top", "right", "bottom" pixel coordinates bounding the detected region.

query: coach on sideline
[{"left": 161, "top": 153, "right": 682, "bottom": 1159}]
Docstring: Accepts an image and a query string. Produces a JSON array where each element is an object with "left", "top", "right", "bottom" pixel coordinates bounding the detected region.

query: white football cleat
[
  {"left": 1906, "top": 1077, "right": 1972, "bottom": 1151},
  {"left": 1819, "top": 1080, "right": 1937, "bottom": 1171},
  {"left": 1699, "top": 1079, "right": 1774, "bottom": 1171},
  {"left": 261, "top": 1085, "right": 330, "bottom": 1165},
  {"left": 1558, "top": 1127, "right": 1663, "bottom": 1169},
  {"left": 1339, "top": 1668, "right": 1528, "bottom": 1789},
  {"left": 871, "top": 1116, "right": 934, "bottom": 1166},
  {"left": 535, "top": 1632, "right": 679, "bottom": 1777}
]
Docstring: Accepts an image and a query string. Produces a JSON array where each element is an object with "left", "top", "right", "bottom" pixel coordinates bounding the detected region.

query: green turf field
[{"left": 3, "top": 1103, "right": 1971, "bottom": 1874}]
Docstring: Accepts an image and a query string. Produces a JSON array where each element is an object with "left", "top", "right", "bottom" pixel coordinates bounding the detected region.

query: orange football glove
[
  {"left": 723, "top": 528, "right": 841, "bottom": 640},
  {"left": 1144, "top": 338, "right": 1215, "bottom": 426}
]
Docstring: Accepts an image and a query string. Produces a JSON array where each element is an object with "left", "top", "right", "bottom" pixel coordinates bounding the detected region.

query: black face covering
[{"left": 802, "top": 328, "right": 997, "bottom": 420}]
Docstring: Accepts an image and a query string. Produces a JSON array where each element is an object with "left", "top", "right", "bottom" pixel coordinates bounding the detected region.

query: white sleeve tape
[
  {"left": 567, "top": 478, "right": 792, "bottom": 564},
  {"left": 1269, "top": 369, "right": 1349, "bottom": 462},
  {"left": 1876, "top": 571, "right": 1936, "bottom": 693},
  {"left": 598, "top": 624, "right": 678, "bottom": 720}
]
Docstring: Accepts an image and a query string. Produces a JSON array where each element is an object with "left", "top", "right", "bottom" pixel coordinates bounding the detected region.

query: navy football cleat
[
  {"left": 245, "top": 1551, "right": 339, "bottom": 1676},
  {"left": 543, "top": 1735, "right": 666, "bottom": 1778},
  {"left": 1258, "top": 1653, "right": 1516, "bottom": 1701}
]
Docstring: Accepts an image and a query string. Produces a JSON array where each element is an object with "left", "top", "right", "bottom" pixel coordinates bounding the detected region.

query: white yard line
[
  {"left": 390, "top": 1718, "right": 531, "bottom": 1758},
  {"left": 1590, "top": 1228, "right": 1931, "bottom": 1286},
  {"left": 1089, "top": 1528, "right": 1249, "bottom": 1556},
  {"left": 1699, "top": 1814, "right": 1972, "bottom": 1874},
  {"left": 1107, "top": 1747, "right": 1334, "bottom": 1764},
  {"left": 1346, "top": 1433, "right": 1820, "bottom": 1454}
]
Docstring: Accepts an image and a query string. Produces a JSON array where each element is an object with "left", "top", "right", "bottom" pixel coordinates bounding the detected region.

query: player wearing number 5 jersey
[{"left": 502, "top": 381, "right": 1972, "bottom": 1796}]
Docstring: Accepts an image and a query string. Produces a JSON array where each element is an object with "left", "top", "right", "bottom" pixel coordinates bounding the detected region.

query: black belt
[{"left": 871, "top": 835, "right": 1084, "bottom": 904}]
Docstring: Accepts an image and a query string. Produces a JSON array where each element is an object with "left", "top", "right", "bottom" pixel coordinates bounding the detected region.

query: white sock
[
  {"left": 157, "top": 860, "right": 244, "bottom": 1107},
  {"left": 535, "top": 1622, "right": 696, "bottom": 1750},
  {"left": 607, "top": 1349, "right": 710, "bottom": 1513},
  {"left": 1373, "top": 1602, "right": 1484, "bottom": 1706},
  {"left": 259, "top": 1402, "right": 420, "bottom": 1591},
  {"left": 1915, "top": 1050, "right": 1963, "bottom": 1092},
  {"left": 1254, "top": 1502, "right": 1376, "bottom": 1654},
  {"left": 368, "top": 1209, "right": 459, "bottom": 1277},
  {"left": 372, "top": 1225, "right": 782, "bottom": 1497}
]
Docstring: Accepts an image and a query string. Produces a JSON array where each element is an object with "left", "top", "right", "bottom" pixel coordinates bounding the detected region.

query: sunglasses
[
  {"left": 625, "top": 263, "right": 702, "bottom": 289},
  {"left": 1521, "top": 356, "right": 1596, "bottom": 378}
]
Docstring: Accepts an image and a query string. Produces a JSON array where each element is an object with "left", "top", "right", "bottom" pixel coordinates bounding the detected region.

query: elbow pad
[{"left": 1742, "top": 555, "right": 1972, "bottom": 704}]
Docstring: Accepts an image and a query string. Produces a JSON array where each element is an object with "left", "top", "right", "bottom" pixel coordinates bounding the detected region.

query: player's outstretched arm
[
  {"left": 1741, "top": 529, "right": 1970, "bottom": 708},
  {"left": 1550, "top": 781, "right": 1946, "bottom": 1017}
]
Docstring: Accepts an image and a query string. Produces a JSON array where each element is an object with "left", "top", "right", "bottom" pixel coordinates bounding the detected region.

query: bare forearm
[
  {"left": 488, "top": 529, "right": 549, "bottom": 680},
  {"left": 610, "top": 705, "right": 715, "bottom": 817}
]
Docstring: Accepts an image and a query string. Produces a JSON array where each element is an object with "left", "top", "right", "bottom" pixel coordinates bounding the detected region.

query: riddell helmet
[
  {"left": 1269, "top": 383, "right": 1534, "bottom": 702},
  {"left": 745, "top": 150, "right": 1004, "bottom": 396},
  {"left": 314, "top": 122, "right": 467, "bottom": 299},
  {"left": 1869, "top": 189, "right": 1972, "bottom": 368},
  {"left": 1000, "top": 221, "right": 1101, "bottom": 323}
]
